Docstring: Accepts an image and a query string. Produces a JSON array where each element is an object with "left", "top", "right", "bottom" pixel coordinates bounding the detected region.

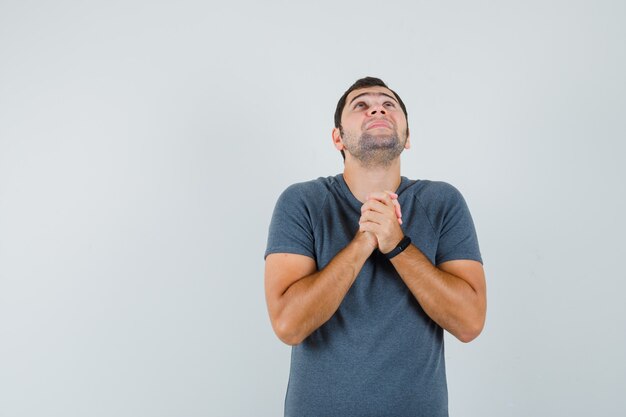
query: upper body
[
  {"left": 264, "top": 77, "right": 487, "bottom": 416},
  {"left": 266, "top": 174, "right": 482, "bottom": 416}
]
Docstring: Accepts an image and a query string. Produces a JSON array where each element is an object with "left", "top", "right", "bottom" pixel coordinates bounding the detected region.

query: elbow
[
  {"left": 455, "top": 318, "right": 485, "bottom": 343},
  {"left": 277, "top": 331, "right": 303, "bottom": 347},
  {"left": 280, "top": 337, "right": 303, "bottom": 347},
  {"left": 273, "top": 317, "right": 305, "bottom": 346},
  {"left": 456, "top": 302, "right": 486, "bottom": 343},
  {"left": 456, "top": 328, "right": 481, "bottom": 343}
]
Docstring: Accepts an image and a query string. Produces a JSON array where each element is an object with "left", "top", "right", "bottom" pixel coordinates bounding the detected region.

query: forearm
[
  {"left": 391, "top": 245, "right": 485, "bottom": 342},
  {"left": 278, "top": 234, "right": 374, "bottom": 345}
]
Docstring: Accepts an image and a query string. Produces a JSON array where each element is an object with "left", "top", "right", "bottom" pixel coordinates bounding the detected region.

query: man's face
[{"left": 333, "top": 86, "right": 410, "bottom": 167}]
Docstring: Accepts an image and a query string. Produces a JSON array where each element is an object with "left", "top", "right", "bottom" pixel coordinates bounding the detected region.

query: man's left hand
[{"left": 359, "top": 191, "right": 405, "bottom": 254}]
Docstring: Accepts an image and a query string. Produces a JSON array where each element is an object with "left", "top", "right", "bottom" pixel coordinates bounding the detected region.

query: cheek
[
  {"left": 342, "top": 118, "right": 364, "bottom": 132},
  {"left": 394, "top": 115, "right": 408, "bottom": 131}
]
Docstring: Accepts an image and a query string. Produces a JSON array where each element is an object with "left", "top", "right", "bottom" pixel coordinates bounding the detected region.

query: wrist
[
  {"left": 378, "top": 233, "right": 404, "bottom": 254},
  {"left": 353, "top": 231, "right": 377, "bottom": 254},
  {"left": 383, "top": 235, "right": 412, "bottom": 259}
]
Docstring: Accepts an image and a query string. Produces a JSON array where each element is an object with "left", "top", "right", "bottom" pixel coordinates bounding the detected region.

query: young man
[{"left": 264, "top": 77, "right": 486, "bottom": 416}]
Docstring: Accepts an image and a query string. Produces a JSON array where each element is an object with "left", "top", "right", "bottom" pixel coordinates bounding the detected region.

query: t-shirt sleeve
[
  {"left": 435, "top": 184, "right": 483, "bottom": 266},
  {"left": 264, "top": 184, "right": 316, "bottom": 260}
]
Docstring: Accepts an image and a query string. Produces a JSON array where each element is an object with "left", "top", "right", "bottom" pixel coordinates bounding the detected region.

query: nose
[{"left": 368, "top": 104, "right": 386, "bottom": 116}]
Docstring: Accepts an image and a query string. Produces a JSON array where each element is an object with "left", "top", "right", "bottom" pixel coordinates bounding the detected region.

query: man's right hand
[
  {"left": 356, "top": 229, "right": 378, "bottom": 253},
  {"left": 357, "top": 190, "right": 403, "bottom": 251}
]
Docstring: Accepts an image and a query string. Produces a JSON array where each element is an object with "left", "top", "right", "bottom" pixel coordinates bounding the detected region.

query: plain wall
[{"left": 1, "top": 1, "right": 625, "bottom": 416}]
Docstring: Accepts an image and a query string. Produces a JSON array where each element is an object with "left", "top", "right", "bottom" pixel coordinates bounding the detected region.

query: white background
[{"left": 1, "top": 1, "right": 625, "bottom": 416}]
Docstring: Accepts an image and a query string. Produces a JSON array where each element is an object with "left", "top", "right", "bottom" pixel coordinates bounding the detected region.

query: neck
[{"left": 343, "top": 157, "right": 402, "bottom": 203}]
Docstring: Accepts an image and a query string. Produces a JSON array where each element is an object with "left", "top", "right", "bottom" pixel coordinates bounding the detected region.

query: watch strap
[{"left": 385, "top": 236, "right": 412, "bottom": 259}]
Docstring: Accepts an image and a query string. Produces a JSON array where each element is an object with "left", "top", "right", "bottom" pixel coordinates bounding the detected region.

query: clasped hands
[{"left": 358, "top": 191, "right": 405, "bottom": 254}]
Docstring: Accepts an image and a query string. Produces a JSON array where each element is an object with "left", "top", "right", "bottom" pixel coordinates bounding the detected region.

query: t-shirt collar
[{"left": 335, "top": 173, "right": 411, "bottom": 211}]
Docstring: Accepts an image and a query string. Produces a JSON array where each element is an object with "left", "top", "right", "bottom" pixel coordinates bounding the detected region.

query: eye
[
  {"left": 384, "top": 101, "right": 396, "bottom": 108},
  {"left": 354, "top": 102, "right": 366, "bottom": 109}
]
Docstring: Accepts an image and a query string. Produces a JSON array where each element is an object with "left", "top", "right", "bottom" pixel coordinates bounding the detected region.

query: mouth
[{"left": 366, "top": 121, "right": 392, "bottom": 130}]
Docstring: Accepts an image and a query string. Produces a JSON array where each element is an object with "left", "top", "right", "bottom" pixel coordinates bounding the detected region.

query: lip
[{"left": 366, "top": 120, "right": 392, "bottom": 130}]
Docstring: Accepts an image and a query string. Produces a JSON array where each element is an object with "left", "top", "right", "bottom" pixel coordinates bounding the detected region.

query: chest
[{"left": 312, "top": 195, "right": 439, "bottom": 270}]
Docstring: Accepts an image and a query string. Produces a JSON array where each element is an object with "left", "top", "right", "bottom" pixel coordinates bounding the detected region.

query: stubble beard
[{"left": 341, "top": 128, "right": 408, "bottom": 169}]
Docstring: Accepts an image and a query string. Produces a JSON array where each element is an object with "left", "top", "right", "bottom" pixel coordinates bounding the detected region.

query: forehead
[{"left": 345, "top": 86, "right": 398, "bottom": 104}]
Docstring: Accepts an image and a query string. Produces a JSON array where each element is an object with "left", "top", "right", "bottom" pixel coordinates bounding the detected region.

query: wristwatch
[{"left": 384, "top": 236, "right": 412, "bottom": 260}]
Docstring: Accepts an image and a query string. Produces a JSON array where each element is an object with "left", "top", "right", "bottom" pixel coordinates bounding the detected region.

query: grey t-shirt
[{"left": 265, "top": 174, "right": 482, "bottom": 417}]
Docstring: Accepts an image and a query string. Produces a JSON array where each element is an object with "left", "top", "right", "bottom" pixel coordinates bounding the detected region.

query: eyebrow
[{"left": 349, "top": 92, "right": 398, "bottom": 106}]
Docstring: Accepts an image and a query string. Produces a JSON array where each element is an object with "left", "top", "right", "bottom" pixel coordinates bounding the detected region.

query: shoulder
[
  {"left": 281, "top": 176, "right": 335, "bottom": 195},
  {"left": 403, "top": 179, "right": 465, "bottom": 206},
  {"left": 276, "top": 175, "right": 337, "bottom": 205},
  {"left": 271, "top": 177, "right": 338, "bottom": 226}
]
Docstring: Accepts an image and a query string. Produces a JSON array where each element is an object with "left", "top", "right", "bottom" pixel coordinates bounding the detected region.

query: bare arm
[
  {"left": 264, "top": 232, "right": 376, "bottom": 345},
  {"left": 360, "top": 192, "right": 487, "bottom": 343},
  {"left": 390, "top": 249, "right": 486, "bottom": 342}
]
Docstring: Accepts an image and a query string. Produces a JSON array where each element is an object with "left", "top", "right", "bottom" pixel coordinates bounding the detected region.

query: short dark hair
[{"left": 334, "top": 77, "right": 409, "bottom": 160}]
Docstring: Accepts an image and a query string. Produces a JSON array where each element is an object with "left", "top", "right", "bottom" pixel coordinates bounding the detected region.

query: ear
[
  {"left": 332, "top": 127, "right": 344, "bottom": 151},
  {"left": 404, "top": 128, "right": 411, "bottom": 149}
]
